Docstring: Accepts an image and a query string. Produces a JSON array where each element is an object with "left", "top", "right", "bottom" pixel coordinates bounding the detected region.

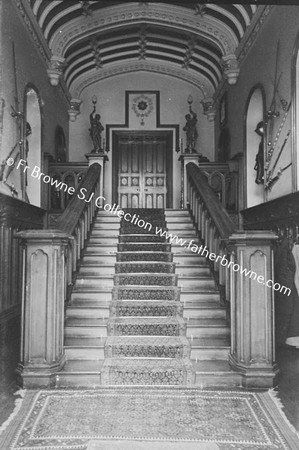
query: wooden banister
[
  {"left": 187, "top": 162, "right": 236, "bottom": 238},
  {"left": 56, "top": 163, "right": 101, "bottom": 235}
]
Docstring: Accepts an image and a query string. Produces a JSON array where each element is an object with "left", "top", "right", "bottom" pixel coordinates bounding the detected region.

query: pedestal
[
  {"left": 226, "top": 230, "right": 279, "bottom": 388},
  {"left": 15, "top": 229, "right": 70, "bottom": 388},
  {"left": 179, "top": 153, "right": 208, "bottom": 208}
]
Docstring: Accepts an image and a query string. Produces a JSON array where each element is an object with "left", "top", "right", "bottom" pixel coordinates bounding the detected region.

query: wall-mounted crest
[{"left": 132, "top": 94, "right": 154, "bottom": 125}]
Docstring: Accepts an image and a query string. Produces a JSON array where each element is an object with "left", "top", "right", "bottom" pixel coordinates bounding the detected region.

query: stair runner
[
  {"left": 63, "top": 208, "right": 234, "bottom": 388},
  {"left": 101, "top": 209, "right": 195, "bottom": 385}
]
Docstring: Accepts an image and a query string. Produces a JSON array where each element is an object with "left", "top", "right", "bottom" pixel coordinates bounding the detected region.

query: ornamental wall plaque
[{"left": 132, "top": 94, "right": 154, "bottom": 125}]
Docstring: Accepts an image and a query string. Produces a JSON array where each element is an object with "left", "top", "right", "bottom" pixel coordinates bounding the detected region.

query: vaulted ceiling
[{"left": 24, "top": 1, "right": 263, "bottom": 102}]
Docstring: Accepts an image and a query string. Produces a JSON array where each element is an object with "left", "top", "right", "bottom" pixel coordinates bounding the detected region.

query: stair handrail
[
  {"left": 56, "top": 162, "right": 101, "bottom": 236},
  {"left": 56, "top": 162, "right": 102, "bottom": 297},
  {"left": 186, "top": 162, "right": 236, "bottom": 239}
]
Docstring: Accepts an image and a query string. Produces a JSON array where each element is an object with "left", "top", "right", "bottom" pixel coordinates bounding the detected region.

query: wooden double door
[{"left": 113, "top": 131, "right": 173, "bottom": 209}]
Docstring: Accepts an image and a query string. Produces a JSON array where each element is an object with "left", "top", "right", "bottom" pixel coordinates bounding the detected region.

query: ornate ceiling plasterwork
[
  {"left": 50, "top": 4, "right": 236, "bottom": 58},
  {"left": 72, "top": 60, "right": 214, "bottom": 100},
  {"left": 15, "top": 1, "right": 271, "bottom": 111}
]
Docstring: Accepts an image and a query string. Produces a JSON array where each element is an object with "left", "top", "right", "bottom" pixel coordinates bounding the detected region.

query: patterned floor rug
[{"left": 1, "top": 387, "right": 299, "bottom": 450}]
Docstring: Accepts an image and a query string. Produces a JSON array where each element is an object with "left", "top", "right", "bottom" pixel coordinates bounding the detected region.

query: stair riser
[
  {"left": 108, "top": 324, "right": 186, "bottom": 336},
  {"left": 180, "top": 292, "right": 220, "bottom": 302},
  {"left": 119, "top": 235, "right": 166, "bottom": 243},
  {"left": 93, "top": 223, "right": 120, "bottom": 229},
  {"left": 84, "top": 246, "right": 117, "bottom": 254},
  {"left": 105, "top": 346, "right": 190, "bottom": 359},
  {"left": 116, "top": 253, "right": 173, "bottom": 262},
  {"left": 81, "top": 256, "right": 117, "bottom": 264},
  {"left": 74, "top": 278, "right": 114, "bottom": 288},
  {"left": 65, "top": 347, "right": 105, "bottom": 359},
  {"left": 170, "top": 246, "right": 203, "bottom": 254},
  {"left": 55, "top": 375, "right": 102, "bottom": 388},
  {"left": 113, "top": 288, "right": 180, "bottom": 301},
  {"left": 71, "top": 292, "right": 112, "bottom": 302},
  {"left": 118, "top": 244, "right": 171, "bottom": 252},
  {"left": 195, "top": 374, "right": 241, "bottom": 388},
  {"left": 90, "top": 229, "right": 120, "bottom": 236},
  {"left": 173, "top": 256, "right": 207, "bottom": 264},
  {"left": 88, "top": 238, "right": 118, "bottom": 244},
  {"left": 178, "top": 278, "right": 215, "bottom": 289},
  {"left": 115, "top": 263, "right": 175, "bottom": 274},
  {"left": 187, "top": 328, "right": 230, "bottom": 338},
  {"left": 110, "top": 305, "right": 182, "bottom": 317},
  {"left": 80, "top": 267, "right": 115, "bottom": 276},
  {"left": 165, "top": 210, "right": 190, "bottom": 216},
  {"left": 102, "top": 369, "right": 193, "bottom": 385},
  {"left": 183, "top": 309, "right": 226, "bottom": 319},
  {"left": 66, "top": 308, "right": 109, "bottom": 319},
  {"left": 166, "top": 224, "right": 195, "bottom": 230},
  {"left": 191, "top": 348, "right": 229, "bottom": 360},
  {"left": 114, "top": 275, "right": 178, "bottom": 286},
  {"left": 65, "top": 327, "right": 107, "bottom": 337},
  {"left": 166, "top": 231, "right": 198, "bottom": 238},
  {"left": 176, "top": 267, "right": 210, "bottom": 276}
]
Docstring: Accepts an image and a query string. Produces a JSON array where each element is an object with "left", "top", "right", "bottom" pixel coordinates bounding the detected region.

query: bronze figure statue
[
  {"left": 89, "top": 104, "right": 104, "bottom": 152},
  {"left": 183, "top": 106, "right": 198, "bottom": 153}
]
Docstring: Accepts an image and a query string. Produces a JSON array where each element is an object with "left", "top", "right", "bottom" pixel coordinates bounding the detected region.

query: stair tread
[{"left": 193, "top": 360, "right": 235, "bottom": 373}]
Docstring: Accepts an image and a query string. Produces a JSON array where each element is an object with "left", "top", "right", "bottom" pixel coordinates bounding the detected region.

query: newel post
[
  {"left": 226, "top": 230, "right": 279, "bottom": 388},
  {"left": 15, "top": 230, "right": 70, "bottom": 388}
]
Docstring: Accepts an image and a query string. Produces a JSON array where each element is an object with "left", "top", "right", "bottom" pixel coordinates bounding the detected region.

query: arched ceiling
[{"left": 27, "top": 1, "right": 259, "bottom": 100}]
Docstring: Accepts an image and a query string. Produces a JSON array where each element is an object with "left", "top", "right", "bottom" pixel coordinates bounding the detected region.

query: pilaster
[
  {"left": 15, "top": 229, "right": 69, "bottom": 388},
  {"left": 226, "top": 230, "right": 279, "bottom": 388}
]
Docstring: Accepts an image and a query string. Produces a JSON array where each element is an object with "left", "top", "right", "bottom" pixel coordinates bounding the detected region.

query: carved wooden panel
[{"left": 117, "top": 135, "right": 167, "bottom": 209}]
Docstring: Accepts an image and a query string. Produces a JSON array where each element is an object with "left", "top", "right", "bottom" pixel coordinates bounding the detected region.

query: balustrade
[
  {"left": 47, "top": 162, "right": 88, "bottom": 210},
  {"left": 186, "top": 162, "right": 278, "bottom": 387},
  {"left": 16, "top": 163, "right": 102, "bottom": 387}
]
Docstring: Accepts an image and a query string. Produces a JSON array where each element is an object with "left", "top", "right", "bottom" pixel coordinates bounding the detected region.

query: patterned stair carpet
[
  {"left": 102, "top": 209, "right": 195, "bottom": 385},
  {"left": 1, "top": 387, "right": 299, "bottom": 449}
]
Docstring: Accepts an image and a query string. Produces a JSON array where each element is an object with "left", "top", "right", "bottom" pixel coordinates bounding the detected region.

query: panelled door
[{"left": 114, "top": 132, "right": 172, "bottom": 208}]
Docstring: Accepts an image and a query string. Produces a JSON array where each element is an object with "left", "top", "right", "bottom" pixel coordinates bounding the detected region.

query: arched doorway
[
  {"left": 24, "top": 86, "right": 42, "bottom": 207},
  {"left": 245, "top": 86, "right": 265, "bottom": 208}
]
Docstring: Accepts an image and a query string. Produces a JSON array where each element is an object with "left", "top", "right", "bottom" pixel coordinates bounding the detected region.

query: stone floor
[{"left": 0, "top": 314, "right": 299, "bottom": 436}]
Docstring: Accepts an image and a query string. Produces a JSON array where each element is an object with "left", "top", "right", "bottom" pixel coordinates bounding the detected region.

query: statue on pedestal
[
  {"left": 183, "top": 96, "right": 198, "bottom": 153},
  {"left": 89, "top": 96, "right": 104, "bottom": 153}
]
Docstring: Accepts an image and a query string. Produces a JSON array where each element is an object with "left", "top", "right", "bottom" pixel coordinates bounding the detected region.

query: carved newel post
[
  {"left": 226, "top": 230, "right": 279, "bottom": 388},
  {"left": 16, "top": 230, "right": 69, "bottom": 388}
]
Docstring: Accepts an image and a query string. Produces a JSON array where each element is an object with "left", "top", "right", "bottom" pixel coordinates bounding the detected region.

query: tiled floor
[{"left": 0, "top": 315, "right": 299, "bottom": 434}]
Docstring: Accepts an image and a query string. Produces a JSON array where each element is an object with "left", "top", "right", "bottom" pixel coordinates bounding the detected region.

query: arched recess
[
  {"left": 244, "top": 85, "right": 265, "bottom": 208},
  {"left": 24, "top": 85, "right": 42, "bottom": 207},
  {"left": 292, "top": 32, "right": 299, "bottom": 191}
]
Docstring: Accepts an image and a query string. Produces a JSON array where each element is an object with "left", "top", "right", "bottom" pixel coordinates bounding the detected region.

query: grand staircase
[{"left": 58, "top": 208, "right": 240, "bottom": 387}]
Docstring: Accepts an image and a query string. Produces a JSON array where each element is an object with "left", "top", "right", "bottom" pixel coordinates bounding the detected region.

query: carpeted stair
[
  {"left": 101, "top": 209, "right": 195, "bottom": 385},
  {"left": 60, "top": 208, "right": 238, "bottom": 388}
]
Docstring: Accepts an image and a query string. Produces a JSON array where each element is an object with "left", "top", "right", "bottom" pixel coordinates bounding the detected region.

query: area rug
[{"left": 1, "top": 387, "right": 299, "bottom": 450}]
